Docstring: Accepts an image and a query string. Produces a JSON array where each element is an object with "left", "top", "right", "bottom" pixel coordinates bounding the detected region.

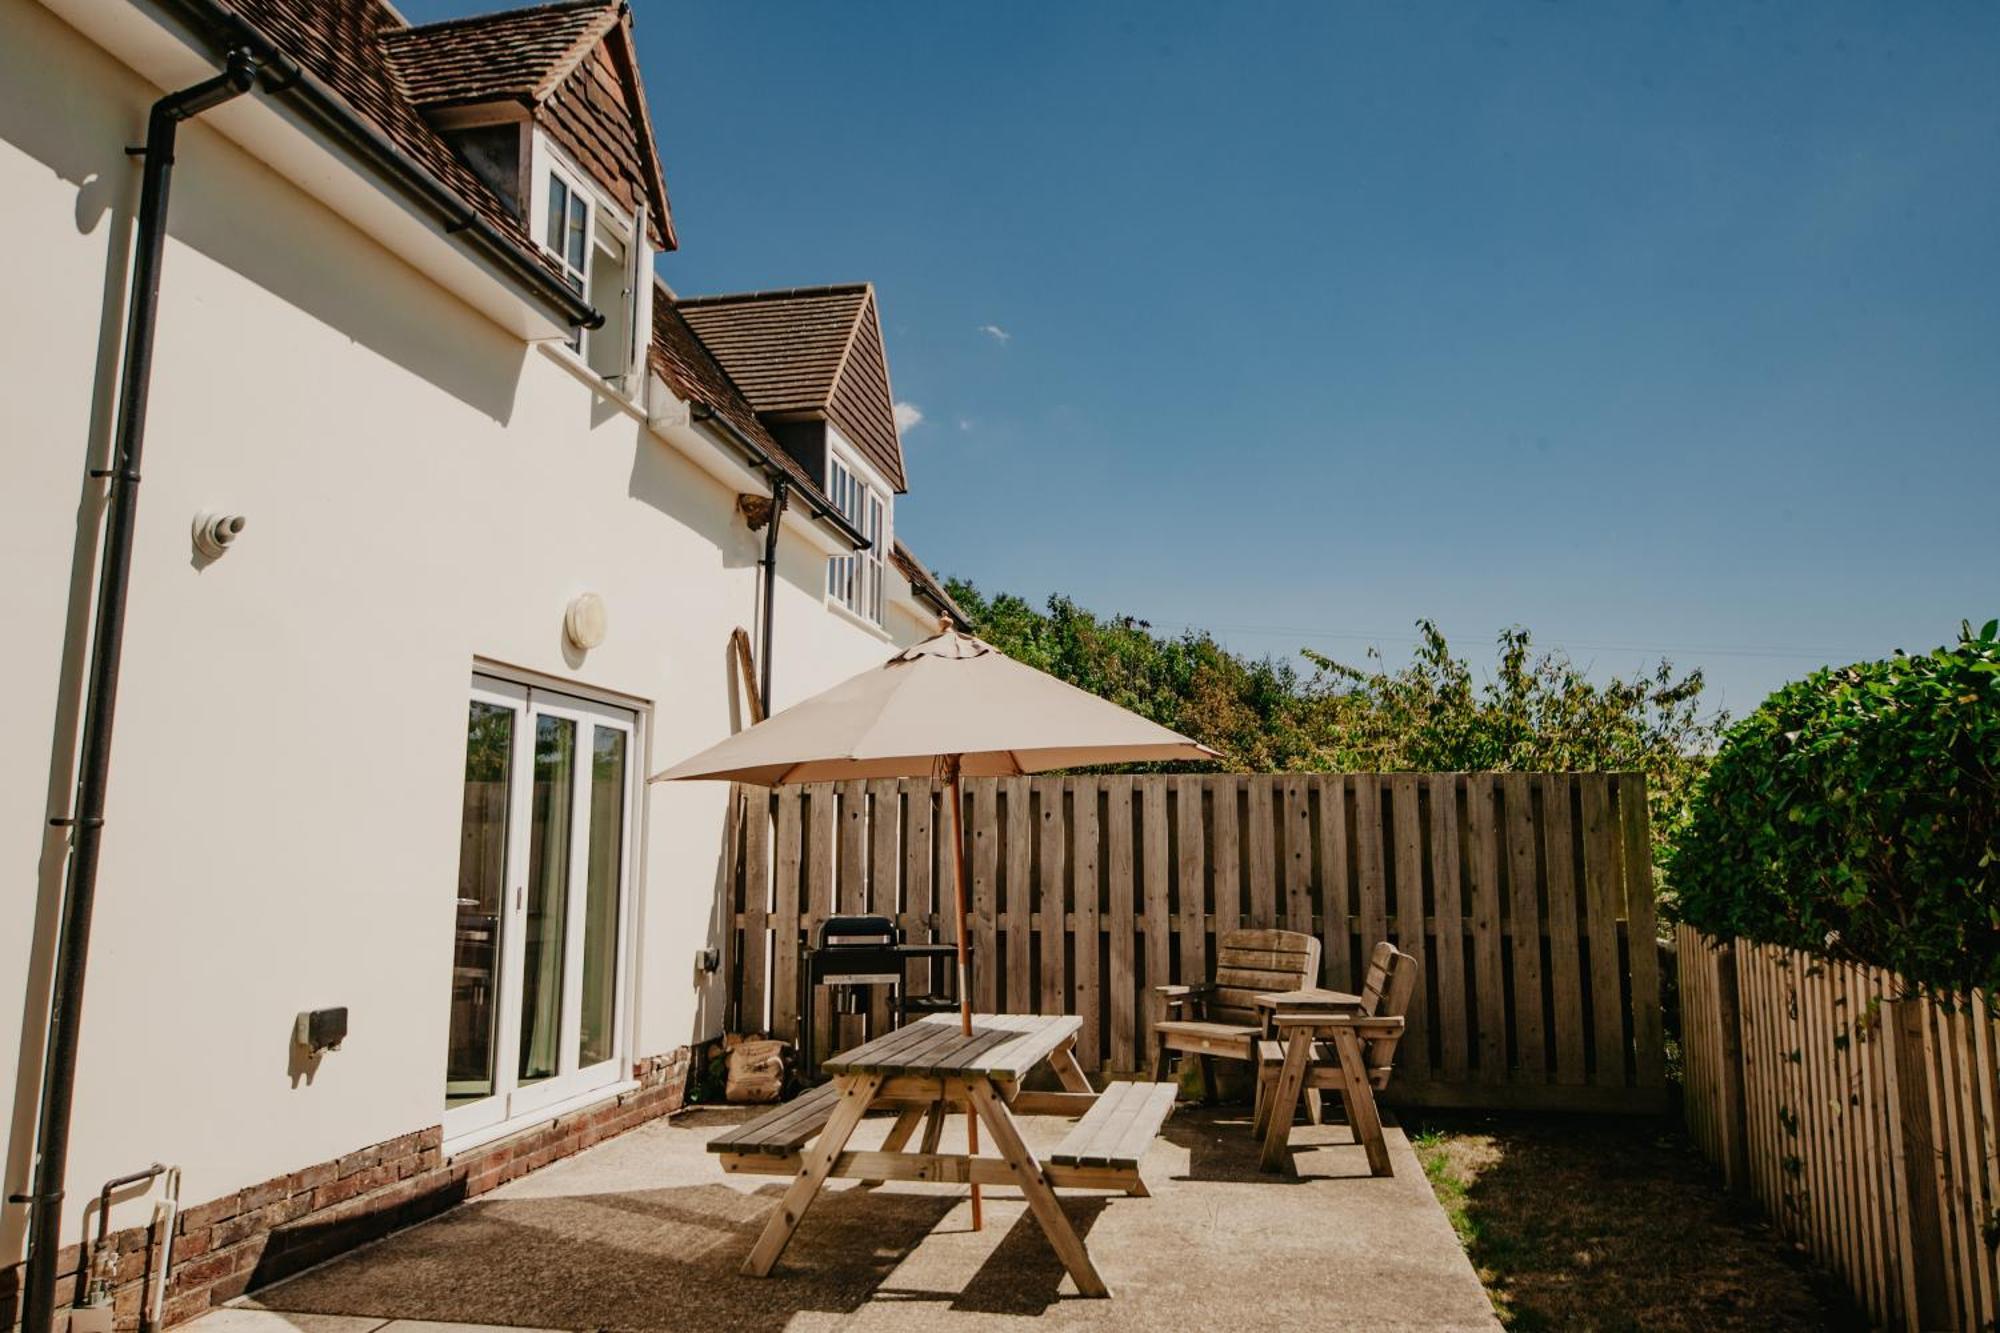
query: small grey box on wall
[{"left": 294, "top": 1007, "right": 348, "bottom": 1053}]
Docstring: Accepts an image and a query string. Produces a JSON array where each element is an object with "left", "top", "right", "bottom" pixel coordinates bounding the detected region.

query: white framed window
[
  {"left": 536, "top": 152, "right": 647, "bottom": 386},
  {"left": 826, "top": 453, "right": 889, "bottom": 626},
  {"left": 446, "top": 675, "right": 640, "bottom": 1143}
]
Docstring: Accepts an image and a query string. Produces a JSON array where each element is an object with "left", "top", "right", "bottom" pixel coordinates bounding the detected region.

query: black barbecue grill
[{"left": 800, "top": 915, "right": 963, "bottom": 1079}]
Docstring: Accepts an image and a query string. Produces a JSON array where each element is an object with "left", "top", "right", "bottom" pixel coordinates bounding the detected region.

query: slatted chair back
[
  {"left": 1359, "top": 943, "right": 1419, "bottom": 1085},
  {"left": 1210, "top": 929, "right": 1321, "bottom": 1026}
]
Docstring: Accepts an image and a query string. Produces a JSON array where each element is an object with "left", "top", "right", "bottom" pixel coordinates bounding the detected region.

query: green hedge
[{"left": 1668, "top": 621, "right": 2000, "bottom": 996}]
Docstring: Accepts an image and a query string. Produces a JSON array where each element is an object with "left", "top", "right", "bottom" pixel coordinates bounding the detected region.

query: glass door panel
[
  {"left": 449, "top": 699, "right": 515, "bottom": 1105},
  {"left": 580, "top": 726, "right": 627, "bottom": 1067},
  {"left": 519, "top": 714, "right": 576, "bottom": 1085}
]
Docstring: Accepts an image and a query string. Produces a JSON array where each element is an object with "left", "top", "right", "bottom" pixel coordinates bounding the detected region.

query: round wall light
[{"left": 565, "top": 592, "right": 608, "bottom": 651}]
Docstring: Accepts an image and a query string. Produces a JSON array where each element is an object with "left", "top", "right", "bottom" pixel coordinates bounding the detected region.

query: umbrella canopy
[{"left": 651, "top": 627, "right": 1217, "bottom": 785}]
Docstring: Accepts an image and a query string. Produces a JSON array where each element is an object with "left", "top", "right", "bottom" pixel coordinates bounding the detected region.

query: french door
[{"left": 446, "top": 674, "right": 636, "bottom": 1139}]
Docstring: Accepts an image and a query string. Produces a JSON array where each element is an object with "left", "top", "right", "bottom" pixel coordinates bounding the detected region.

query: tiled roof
[
  {"left": 383, "top": 0, "right": 674, "bottom": 251},
  {"left": 891, "top": 541, "right": 969, "bottom": 628},
  {"left": 648, "top": 285, "right": 826, "bottom": 505},
  {"left": 678, "top": 285, "right": 908, "bottom": 493},
  {"left": 382, "top": 0, "right": 617, "bottom": 108},
  {"left": 228, "top": 0, "right": 543, "bottom": 259}
]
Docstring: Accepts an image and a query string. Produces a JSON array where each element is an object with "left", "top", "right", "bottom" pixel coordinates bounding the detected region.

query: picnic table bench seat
[
  {"left": 707, "top": 1081, "right": 842, "bottom": 1157},
  {"left": 1048, "top": 1080, "right": 1176, "bottom": 1169}
]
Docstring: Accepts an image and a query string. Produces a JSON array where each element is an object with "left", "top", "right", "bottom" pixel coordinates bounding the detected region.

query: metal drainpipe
[
  {"left": 758, "top": 477, "right": 790, "bottom": 714},
  {"left": 15, "top": 50, "right": 259, "bottom": 1333}
]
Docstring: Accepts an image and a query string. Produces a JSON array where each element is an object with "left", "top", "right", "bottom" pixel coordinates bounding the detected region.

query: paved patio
[{"left": 201, "top": 1103, "right": 1496, "bottom": 1331}]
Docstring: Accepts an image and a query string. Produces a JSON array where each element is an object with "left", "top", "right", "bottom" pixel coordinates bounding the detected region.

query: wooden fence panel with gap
[
  {"left": 722, "top": 773, "right": 1667, "bottom": 1111},
  {"left": 1678, "top": 924, "right": 2000, "bottom": 1331}
]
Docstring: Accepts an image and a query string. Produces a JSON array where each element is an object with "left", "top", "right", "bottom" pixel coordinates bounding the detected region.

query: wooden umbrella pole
[{"left": 945, "top": 757, "right": 982, "bottom": 1230}]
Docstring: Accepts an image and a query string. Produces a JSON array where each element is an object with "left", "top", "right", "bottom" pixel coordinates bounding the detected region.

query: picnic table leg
[
  {"left": 918, "top": 1098, "right": 947, "bottom": 1153},
  {"left": 966, "top": 1080, "right": 1110, "bottom": 1298},
  {"left": 1258, "top": 1028, "right": 1313, "bottom": 1174},
  {"left": 1050, "top": 1038, "right": 1094, "bottom": 1094},
  {"left": 742, "top": 1072, "right": 883, "bottom": 1276},
  {"left": 1332, "top": 1027, "right": 1393, "bottom": 1177},
  {"left": 860, "top": 1104, "right": 928, "bottom": 1188}
]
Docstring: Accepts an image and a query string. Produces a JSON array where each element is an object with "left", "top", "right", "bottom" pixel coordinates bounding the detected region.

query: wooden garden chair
[
  {"left": 1151, "top": 928, "right": 1320, "bottom": 1099},
  {"left": 1252, "top": 941, "right": 1418, "bottom": 1175}
]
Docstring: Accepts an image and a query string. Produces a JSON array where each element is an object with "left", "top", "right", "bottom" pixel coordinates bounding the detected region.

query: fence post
[
  {"left": 1885, "top": 998, "right": 1953, "bottom": 1331},
  {"left": 1714, "top": 940, "right": 1751, "bottom": 1195}
]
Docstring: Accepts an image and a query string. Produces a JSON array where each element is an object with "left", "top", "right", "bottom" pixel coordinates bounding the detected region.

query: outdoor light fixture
[
  {"left": 191, "top": 511, "right": 246, "bottom": 559},
  {"left": 565, "top": 592, "right": 608, "bottom": 650}
]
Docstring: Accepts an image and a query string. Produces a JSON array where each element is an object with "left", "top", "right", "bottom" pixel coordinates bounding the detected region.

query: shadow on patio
[{"left": 229, "top": 1104, "right": 1495, "bottom": 1331}]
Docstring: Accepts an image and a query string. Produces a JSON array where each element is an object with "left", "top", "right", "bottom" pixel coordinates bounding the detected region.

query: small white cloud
[
  {"left": 957, "top": 417, "right": 974, "bottom": 432},
  {"left": 978, "top": 324, "right": 1012, "bottom": 344},
  {"left": 893, "top": 401, "right": 924, "bottom": 432}
]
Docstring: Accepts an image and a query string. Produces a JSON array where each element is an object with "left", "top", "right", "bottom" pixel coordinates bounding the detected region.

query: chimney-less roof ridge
[
  {"left": 677, "top": 282, "right": 873, "bottom": 306},
  {"left": 385, "top": 0, "right": 616, "bottom": 39}
]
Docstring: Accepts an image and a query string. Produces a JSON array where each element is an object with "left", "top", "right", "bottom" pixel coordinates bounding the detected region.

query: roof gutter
[
  {"left": 688, "top": 402, "right": 871, "bottom": 551},
  {"left": 146, "top": 0, "right": 603, "bottom": 332}
]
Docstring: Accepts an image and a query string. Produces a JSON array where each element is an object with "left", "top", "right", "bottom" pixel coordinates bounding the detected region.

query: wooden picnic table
[{"left": 711, "top": 1013, "right": 1176, "bottom": 1298}]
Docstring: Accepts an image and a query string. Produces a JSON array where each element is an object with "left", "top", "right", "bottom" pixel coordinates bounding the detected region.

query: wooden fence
[
  {"left": 1679, "top": 925, "right": 2000, "bottom": 1331},
  {"left": 721, "top": 773, "right": 1666, "bottom": 1111}
]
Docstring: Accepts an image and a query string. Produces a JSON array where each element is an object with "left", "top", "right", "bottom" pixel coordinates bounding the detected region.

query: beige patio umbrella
[{"left": 654, "top": 624, "right": 1216, "bottom": 1226}]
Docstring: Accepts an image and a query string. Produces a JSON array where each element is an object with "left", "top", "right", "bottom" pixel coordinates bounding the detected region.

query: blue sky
[{"left": 404, "top": 0, "right": 2000, "bottom": 716}]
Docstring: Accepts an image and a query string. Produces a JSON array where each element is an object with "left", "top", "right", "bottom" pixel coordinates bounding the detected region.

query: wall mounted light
[{"left": 565, "top": 592, "right": 608, "bottom": 651}]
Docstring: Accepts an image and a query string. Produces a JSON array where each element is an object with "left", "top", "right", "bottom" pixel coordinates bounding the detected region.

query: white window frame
[
  {"left": 825, "top": 445, "right": 892, "bottom": 628},
  {"left": 530, "top": 137, "right": 650, "bottom": 388},
  {"left": 443, "top": 672, "right": 643, "bottom": 1145}
]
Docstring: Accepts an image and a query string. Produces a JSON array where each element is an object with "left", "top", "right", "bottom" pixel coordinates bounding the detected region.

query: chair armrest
[
  {"left": 1154, "top": 982, "right": 1213, "bottom": 1019},
  {"left": 1271, "top": 1012, "right": 1405, "bottom": 1033}
]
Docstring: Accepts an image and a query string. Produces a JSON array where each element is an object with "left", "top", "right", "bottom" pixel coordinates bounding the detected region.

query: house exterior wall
[{"left": 0, "top": 0, "right": 931, "bottom": 1286}]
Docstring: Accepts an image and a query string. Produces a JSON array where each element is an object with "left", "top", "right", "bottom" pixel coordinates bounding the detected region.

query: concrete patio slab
[{"left": 203, "top": 1104, "right": 1495, "bottom": 1331}]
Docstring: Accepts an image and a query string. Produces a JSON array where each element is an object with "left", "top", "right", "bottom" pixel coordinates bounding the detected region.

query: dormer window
[
  {"left": 827, "top": 452, "right": 889, "bottom": 627},
  {"left": 536, "top": 157, "right": 645, "bottom": 386}
]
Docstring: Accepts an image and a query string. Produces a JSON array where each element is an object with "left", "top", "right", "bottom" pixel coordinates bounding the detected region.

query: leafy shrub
[{"left": 1668, "top": 621, "right": 2000, "bottom": 995}]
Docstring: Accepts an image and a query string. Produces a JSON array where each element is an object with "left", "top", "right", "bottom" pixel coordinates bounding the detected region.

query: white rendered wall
[{"left": 0, "top": 1, "right": 929, "bottom": 1251}]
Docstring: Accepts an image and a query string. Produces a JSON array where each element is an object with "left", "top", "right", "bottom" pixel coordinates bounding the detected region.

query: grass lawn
[{"left": 1406, "top": 1110, "right": 1868, "bottom": 1331}]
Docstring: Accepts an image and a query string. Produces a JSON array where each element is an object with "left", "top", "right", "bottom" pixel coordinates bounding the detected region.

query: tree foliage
[
  {"left": 944, "top": 579, "right": 1725, "bottom": 860},
  {"left": 1668, "top": 621, "right": 2000, "bottom": 995}
]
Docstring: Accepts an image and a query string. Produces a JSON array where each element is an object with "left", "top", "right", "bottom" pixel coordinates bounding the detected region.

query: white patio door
[{"left": 446, "top": 675, "right": 636, "bottom": 1139}]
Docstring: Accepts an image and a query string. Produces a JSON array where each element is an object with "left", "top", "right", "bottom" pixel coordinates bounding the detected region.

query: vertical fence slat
[
  {"left": 1390, "top": 773, "right": 1430, "bottom": 1084},
  {"left": 1619, "top": 774, "right": 1665, "bottom": 1090},
  {"left": 1212, "top": 777, "right": 1241, "bottom": 940},
  {"left": 1106, "top": 776, "right": 1137, "bottom": 1073},
  {"left": 1176, "top": 775, "right": 1208, "bottom": 996},
  {"left": 805, "top": 782, "right": 836, "bottom": 1063},
  {"left": 1281, "top": 777, "right": 1313, "bottom": 941},
  {"left": 1466, "top": 774, "right": 1507, "bottom": 1085},
  {"left": 1580, "top": 775, "right": 1626, "bottom": 1085},
  {"left": 1355, "top": 778, "right": 1389, "bottom": 960},
  {"left": 969, "top": 779, "right": 1000, "bottom": 1015},
  {"left": 1501, "top": 773, "right": 1547, "bottom": 1081},
  {"left": 1004, "top": 775, "right": 1034, "bottom": 1015},
  {"left": 1429, "top": 773, "right": 1468, "bottom": 1082},
  {"left": 1540, "top": 774, "right": 1586, "bottom": 1085},
  {"left": 1035, "top": 775, "right": 1067, "bottom": 1017},
  {"left": 1317, "top": 775, "right": 1352, "bottom": 991},
  {"left": 771, "top": 789, "right": 803, "bottom": 1042},
  {"left": 1141, "top": 778, "right": 1172, "bottom": 1059},
  {"left": 901, "top": 778, "right": 935, "bottom": 1016},
  {"left": 1072, "top": 778, "right": 1101, "bottom": 1070},
  {"left": 1246, "top": 776, "right": 1278, "bottom": 929},
  {"left": 740, "top": 787, "right": 770, "bottom": 1034}
]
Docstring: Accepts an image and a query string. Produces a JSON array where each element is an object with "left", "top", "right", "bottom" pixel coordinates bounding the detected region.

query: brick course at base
[{"left": 1, "top": 1047, "right": 691, "bottom": 1331}]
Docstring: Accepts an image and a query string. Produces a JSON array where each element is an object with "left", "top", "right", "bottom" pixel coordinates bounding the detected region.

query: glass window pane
[
  {"left": 448, "top": 701, "right": 513, "bottom": 1105},
  {"left": 519, "top": 714, "right": 575, "bottom": 1083},
  {"left": 580, "top": 727, "right": 626, "bottom": 1067},
  {"left": 567, "top": 194, "right": 589, "bottom": 273},
  {"left": 546, "top": 175, "right": 567, "bottom": 253}
]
